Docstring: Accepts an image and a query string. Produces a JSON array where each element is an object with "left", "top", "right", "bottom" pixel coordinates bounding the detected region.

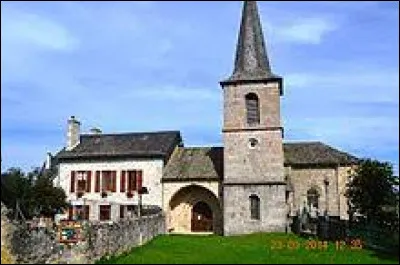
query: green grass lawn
[{"left": 97, "top": 233, "right": 399, "bottom": 264}]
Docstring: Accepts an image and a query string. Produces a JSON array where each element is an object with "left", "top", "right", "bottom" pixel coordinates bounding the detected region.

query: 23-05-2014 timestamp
[{"left": 270, "top": 239, "right": 363, "bottom": 251}]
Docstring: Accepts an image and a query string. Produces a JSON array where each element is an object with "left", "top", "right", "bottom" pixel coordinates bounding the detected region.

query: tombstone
[
  {"left": 317, "top": 214, "right": 330, "bottom": 240},
  {"left": 300, "top": 205, "right": 310, "bottom": 233}
]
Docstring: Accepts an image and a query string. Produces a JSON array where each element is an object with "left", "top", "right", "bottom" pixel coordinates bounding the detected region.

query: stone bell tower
[{"left": 220, "top": 0, "right": 286, "bottom": 235}]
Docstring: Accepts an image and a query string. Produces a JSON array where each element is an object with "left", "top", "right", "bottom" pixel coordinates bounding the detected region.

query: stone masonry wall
[
  {"left": 223, "top": 82, "right": 281, "bottom": 129},
  {"left": 289, "top": 166, "right": 339, "bottom": 216},
  {"left": 2, "top": 201, "right": 165, "bottom": 264},
  {"left": 10, "top": 226, "right": 59, "bottom": 264},
  {"left": 223, "top": 184, "right": 287, "bottom": 235},
  {"left": 1, "top": 203, "right": 16, "bottom": 264},
  {"left": 1, "top": 202, "right": 59, "bottom": 264},
  {"left": 84, "top": 213, "right": 165, "bottom": 263}
]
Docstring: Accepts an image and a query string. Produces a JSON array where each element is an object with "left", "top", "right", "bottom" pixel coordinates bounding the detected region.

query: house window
[
  {"left": 76, "top": 171, "right": 87, "bottom": 192},
  {"left": 77, "top": 180, "right": 86, "bottom": 192},
  {"left": 120, "top": 205, "right": 125, "bottom": 219},
  {"left": 71, "top": 171, "right": 91, "bottom": 193},
  {"left": 74, "top": 205, "right": 89, "bottom": 220},
  {"left": 102, "top": 171, "right": 112, "bottom": 191},
  {"left": 245, "top": 93, "right": 260, "bottom": 126},
  {"left": 99, "top": 205, "right": 111, "bottom": 221},
  {"left": 250, "top": 195, "right": 260, "bottom": 220},
  {"left": 127, "top": 205, "right": 137, "bottom": 217},
  {"left": 101, "top": 171, "right": 116, "bottom": 192},
  {"left": 127, "top": 170, "right": 137, "bottom": 191}
]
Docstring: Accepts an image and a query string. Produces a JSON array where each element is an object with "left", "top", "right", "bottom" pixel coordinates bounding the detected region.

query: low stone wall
[
  {"left": 2, "top": 202, "right": 166, "bottom": 264},
  {"left": 10, "top": 226, "right": 59, "bottom": 264},
  {"left": 84, "top": 213, "right": 166, "bottom": 263},
  {"left": 2, "top": 203, "right": 58, "bottom": 264},
  {"left": 1, "top": 204, "right": 17, "bottom": 264}
]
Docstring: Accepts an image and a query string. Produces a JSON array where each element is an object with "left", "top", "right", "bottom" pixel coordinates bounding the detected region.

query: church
[{"left": 51, "top": 1, "right": 358, "bottom": 236}]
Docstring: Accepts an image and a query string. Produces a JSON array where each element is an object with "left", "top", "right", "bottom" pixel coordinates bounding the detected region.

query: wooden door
[{"left": 191, "top": 201, "right": 213, "bottom": 232}]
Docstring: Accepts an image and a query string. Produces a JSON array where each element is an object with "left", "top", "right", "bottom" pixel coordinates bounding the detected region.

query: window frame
[
  {"left": 307, "top": 188, "right": 319, "bottom": 208},
  {"left": 99, "top": 205, "right": 111, "bottom": 221},
  {"left": 245, "top": 93, "right": 260, "bottom": 126},
  {"left": 249, "top": 194, "right": 261, "bottom": 220},
  {"left": 101, "top": 171, "right": 113, "bottom": 192},
  {"left": 127, "top": 170, "right": 137, "bottom": 191}
]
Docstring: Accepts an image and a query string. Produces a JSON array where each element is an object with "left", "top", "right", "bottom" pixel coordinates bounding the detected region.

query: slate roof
[
  {"left": 55, "top": 131, "right": 182, "bottom": 161},
  {"left": 163, "top": 147, "right": 223, "bottom": 181},
  {"left": 283, "top": 142, "right": 359, "bottom": 166},
  {"left": 221, "top": 1, "right": 282, "bottom": 86},
  {"left": 162, "top": 142, "right": 358, "bottom": 181}
]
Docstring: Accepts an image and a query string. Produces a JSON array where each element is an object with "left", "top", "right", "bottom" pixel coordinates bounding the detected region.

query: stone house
[{"left": 51, "top": 1, "right": 358, "bottom": 236}]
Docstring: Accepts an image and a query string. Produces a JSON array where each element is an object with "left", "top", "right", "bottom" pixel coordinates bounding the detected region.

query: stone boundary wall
[
  {"left": 10, "top": 225, "right": 59, "bottom": 264},
  {"left": 2, "top": 202, "right": 166, "bottom": 264},
  {"left": 84, "top": 213, "right": 166, "bottom": 263}
]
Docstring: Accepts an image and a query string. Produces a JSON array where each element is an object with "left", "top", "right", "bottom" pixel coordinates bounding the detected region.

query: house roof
[
  {"left": 55, "top": 131, "right": 182, "bottom": 161},
  {"left": 162, "top": 142, "right": 358, "bottom": 181}
]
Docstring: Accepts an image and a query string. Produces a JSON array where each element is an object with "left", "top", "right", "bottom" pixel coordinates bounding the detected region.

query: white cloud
[
  {"left": 1, "top": 9, "right": 79, "bottom": 52},
  {"left": 267, "top": 17, "right": 338, "bottom": 45},
  {"left": 285, "top": 71, "right": 399, "bottom": 103},
  {"left": 123, "top": 85, "right": 220, "bottom": 101}
]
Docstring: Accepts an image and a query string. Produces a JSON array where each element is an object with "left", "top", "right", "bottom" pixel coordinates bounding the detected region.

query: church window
[
  {"left": 307, "top": 188, "right": 319, "bottom": 209},
  {"left": 245, "top": 93, "right": 260, "bottom": 126},
  {"left": 250, "top": 195, "right": 260, "bottom": 220},
  {"left": 248, "top": 138, "right": 258, "bottom": 149}
]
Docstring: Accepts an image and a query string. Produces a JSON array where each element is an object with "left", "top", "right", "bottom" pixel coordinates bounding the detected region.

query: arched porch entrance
[{"left": 168, "top": 184, "right": 222, "bottom": 234}]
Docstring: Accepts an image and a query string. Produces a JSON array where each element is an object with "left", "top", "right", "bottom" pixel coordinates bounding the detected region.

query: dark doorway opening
[{"left": 191, "top": 201, "right": 213, "bottom": 232}]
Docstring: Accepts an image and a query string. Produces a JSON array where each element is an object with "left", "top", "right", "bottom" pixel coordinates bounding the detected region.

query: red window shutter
[
  {"left": 120, "top": 205, "right": 124, "bottom": 219},
  {"left": 84, "top": 205, "right": 90, "bottom": 220},
  {"left": 95, "top": 171, "right": 100, "bottom": 192},
  {"left": 137, "top": 170, "right": 142, "bottom": 192},
  {"left": 112, "top": 171, "right": 117, "bottom": 192},
  {"left": 127, "top": 171, "right": 132, "bottom": 191},
  {"left": 68, "top": 206, "right": 73, "bottom": 220},
  {"left": 86, "top": 171, "right": 92, "bottom": 192},
  {"left": 70, "top": 171, "right": 76, "bottom": 193},
  {"left": 120, "top": 171, "right": 126, "bottom": 192},
  {"left": 132, "top": 170, "right": 137, "bottom": 191}
]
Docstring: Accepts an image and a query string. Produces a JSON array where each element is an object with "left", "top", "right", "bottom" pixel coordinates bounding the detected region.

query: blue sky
[{"left": 1, "top": 1, "right": 399, "bottom": 174}]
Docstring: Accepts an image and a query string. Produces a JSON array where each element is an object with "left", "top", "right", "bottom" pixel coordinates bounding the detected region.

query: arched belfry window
[
  {"left": 307, "top": 188, "right": 319, "bottom": 209},
  {"left": 245, "top": 93, "right": 260, "bottom": 126},
  {"left": 249, "top": 195, "right": 260, "bottom": 220}
]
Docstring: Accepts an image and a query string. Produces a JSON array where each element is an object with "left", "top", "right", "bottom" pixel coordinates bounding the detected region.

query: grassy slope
[{"left": 99, "top": 233, "right": 398, "bottom": 264}]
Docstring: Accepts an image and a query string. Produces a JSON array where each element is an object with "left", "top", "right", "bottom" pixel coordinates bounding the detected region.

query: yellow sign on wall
[{"left": 58, "top": 220, "right": 83, "bottom": 244}]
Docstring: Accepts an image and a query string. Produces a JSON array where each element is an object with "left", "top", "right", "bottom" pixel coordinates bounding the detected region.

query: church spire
[{"left": 221, "top": 1, "right": 281, "bottom": 86}]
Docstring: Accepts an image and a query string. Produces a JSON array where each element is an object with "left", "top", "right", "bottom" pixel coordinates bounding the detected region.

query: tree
[
  {"left": 1, "top": 166, "right": 69, "bottom": 220},
  {"left": 1, "top": 167, "right": 35, "bottom": 219},
  {"left": 32, "top": 168, "right": 69, "bottom": 217},
  {"left": 346, "top": 158, "right": 399, "bottom": 230},
  {"left": 346, "top": 158, "right": 399, "bottom": 256}
]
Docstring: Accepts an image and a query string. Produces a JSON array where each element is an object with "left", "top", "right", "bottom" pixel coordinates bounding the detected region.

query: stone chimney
[
  {"left": 45, "top": 152, "right": 52, "bottom": 170},
  {"left": 89, "top": 127, "right": 102, "bottom": 135},
  {"left": 66, "top": 116, "right": 80, "bottom": 150}
]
